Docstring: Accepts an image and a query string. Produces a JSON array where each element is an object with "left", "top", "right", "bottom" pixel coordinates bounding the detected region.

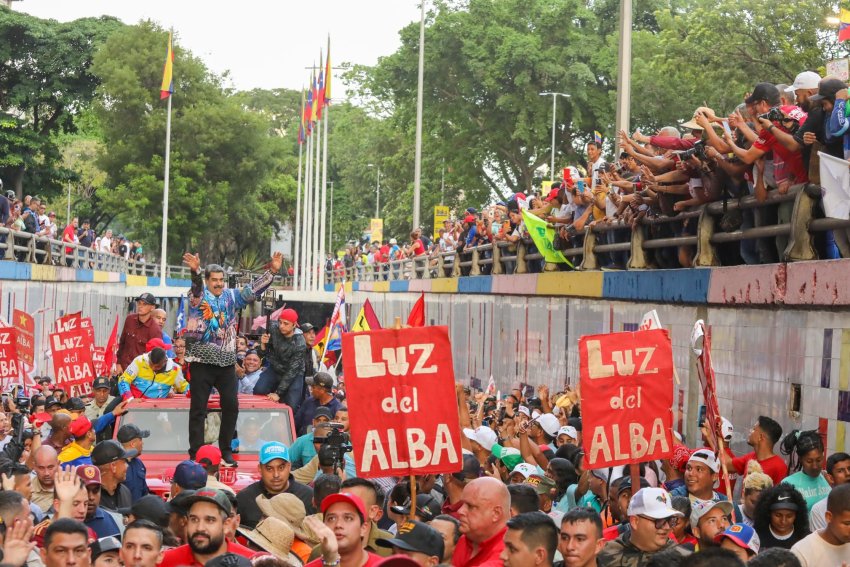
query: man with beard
[
  {"left": 120, "top": 519, "right": 165, "bottom": 567},
  {"left": 159, "top": 489, "right": 257, "bottom": 567}
]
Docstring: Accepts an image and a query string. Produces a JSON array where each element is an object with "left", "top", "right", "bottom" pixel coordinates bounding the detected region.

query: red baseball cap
[
  {"left": 196, "top": 444, "right": 222, "bottom": 467},
  {"left": 68, "top": 416, "right": 92, "bottom": 438},
  {"left": 463, "top": 214, "right": 475, "bottom": 223},
  {"left": 321, "top": 492, "right": 367, "bottom": 520},
  {"left": 76, "top": 464, "right": 101, "bottom": 486},
  {"left": 146, "top": 338, "right": 169, "bottom": 352},
  {"left": 544, "top": 188, "right": 560, "bottom": 202},
  {"left": 279, "top": 308, "right": 298, "bottom": 324}
]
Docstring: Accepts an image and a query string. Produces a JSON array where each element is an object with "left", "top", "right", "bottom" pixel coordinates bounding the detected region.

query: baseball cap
[
  {"left": 451, "top": 453, "right": 482, "bottom": 482},
  {"left": 627, "top": 488, "right": 683, "bottom": 519},
  {"left": 76, "top": 464, "right": 102, "bottom": 486},
  {"left": 688, "top": 449, "right": 720, "bottom": 473},
  {"left": 306, "top": 372, "right": 334, "bottom": 390},
  {"left": 196, "top": 445, "right": 222, "bottom": 467},
  {"left": 770, "top": 495, "right": 800, "bottom": 512},
  {"left": 314, "top": 407, "right": 334, "bottom": 421},
  {"left": 618, "top": 475, "right": 651, "bottom": 496},
  {"left": 589, "top": 468, "right": 609, "bottom": 483},
  {"left": 390, "top": 494, "right": 442, "bottom": 522},
  {"left": 463, "top": 215, "right": 475, "bottom": 223},
  {"left": 464, "top": 426, "right": 497, "bottom": 452},
  {"left": 146, "top": 338, "right": 169, "bottom": 352},
  {"left": 90, "top": 537, "right": 121, "bottom": 562},
  {"left": 544, "top": 188, "right": 560, "bottom": 202},
  {"left": 786, "top": 71, "right": 821, "bottom": 92},
  {"left": 535, "top": 413, "right": 560, "bottom": 437},
  {"left": 376, "top": 521, "right": 445, "bottom": 559},
  {"left": 259, "top": 441, "right": 290, "bottom": 465},
  {"left": 118, "top": 494, "right": 170, "bottom": 527},
  {"left": 173, "top": 460, "right": 207, "bottom": 490},
  {"left": 524, "top": 474, "right": 557, "bottom": 495},
  {"left": 690, "top": 499, "right": 734, "bottom": 527},
  {"left": 117, "top": 423, "right": 150, "bottom": 443},
  {"left": 301, "top": 322, "right": 316, "bottom": 333},
  {"left": 557, "top": 425, "right": 578, "bottom": 440},
  {"left": 511, "top": 463, "right": 540, "bottom": 480},
  {"left": 185, "top": 489, "right": 232, "bottom": 516},
  {"left": 68, "top": 416, "right": 92, "bottom": 438},
  {"left": 92, "top": 377, "right": 111, "bottom": 390},
  {"left": 321, "top": 492, "right": 367, "bottom": 520},
  {"left": 389, "top": 238, "right": 398, "bottom": 245},
  {"left": 205, "top": 553, "right": 253, "bottom": 567},
  {"left": 809, "top": 78, "right": 849, "bottom": 103},
  {"left": 136, "top": 293, "right": 157, "bottom": 305},
  {"left": 517, "top": 405, "right": 531, "bottom": 418},
  {"left": 167, "top": 489, "right": 197, "bottom": 516},
  {"left": 491, "top": 445, "right": 523, "bottom": 470},
  {"left": 279, "top": 308, "right": 298, "bottom": 323},
  {"left": 65, "top": 397, "right": 85, "bottom": 412},
  {"left": 715, "top": 523, "right": 760, "bottom": 556},
  {"left": 91, "top": 440, "right": 138, "bottom": 466},
  {"left": 721, "top": 417, "right": 733, "bottom": 441},
  {"left": 744, "top": 83, "right": 780, "bottom": 106}
]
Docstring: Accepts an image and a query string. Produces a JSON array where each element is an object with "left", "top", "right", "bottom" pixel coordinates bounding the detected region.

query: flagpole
[
  {"left": 312, "top": 114, "right": 322, "bottom": 291},
  {"left": 319, "top": 104, "right": 329, "bottom": 288},
  {"left": 159, "top": 93, "right": 172, "bottom": 286},
  {"left": 293, "top": 138, "right": 303, "bottom": 291},
  {"left": 304, "top": 133, "right": 313, "bottom": 291}
]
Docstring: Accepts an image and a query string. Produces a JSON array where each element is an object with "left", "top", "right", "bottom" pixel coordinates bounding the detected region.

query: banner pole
[{"left": 717, "top": 437, "right": 736, "bottom": 521}]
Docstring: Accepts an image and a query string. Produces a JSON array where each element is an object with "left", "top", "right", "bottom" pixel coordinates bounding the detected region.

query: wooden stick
[
  {"left": 409, "top": 474, "right": 417, "bottom": 521},
  {"left": 630, "top": 462, "right": 641, "bottom": 504},
  {"left": 717, "top": 436, "right": 736, "bottom": 522}
]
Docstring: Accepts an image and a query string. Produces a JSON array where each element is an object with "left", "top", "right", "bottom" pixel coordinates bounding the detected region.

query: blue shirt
[
  {"left": 124, "top": 457, "right": 150, "bottom": 501},
  {"left": 86, "top": 507, "right": 121, "bottom": 539},
  {"left": 289, "top": 432, "right": 317, "bottom": 468},
  {"left": 294, "top": 397, "right": 342, "bottom": 436}
]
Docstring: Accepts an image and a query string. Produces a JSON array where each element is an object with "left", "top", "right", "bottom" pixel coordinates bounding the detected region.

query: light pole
[
  {"left": 539, "top": 92, "right": 570, "bottom": 182},
  {"left": 615, "top": 0, "right": 633, "bottom": 155},
  {"left": 367, "top": 164, "right": 381, "bottom": 218},
  {"left": 412, "top": 0, "right": 425, "bottom": 230},
  {"left": 328, "top": 181, "right": 334, "bottom": 252}
]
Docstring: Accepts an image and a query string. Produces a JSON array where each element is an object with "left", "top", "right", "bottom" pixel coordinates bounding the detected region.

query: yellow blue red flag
[{"left": 160, "top": 32, "right": 174, "bottom": 100}]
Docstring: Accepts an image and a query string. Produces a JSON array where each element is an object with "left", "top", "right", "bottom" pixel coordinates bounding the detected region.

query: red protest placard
[
  {"left": 92, "top": 347, "right": 107, "bottom": 377},
  {"left": 54, "top": 312, "right": 83, "bottom": 333},
  {"left": 579, "top": 329, "right": 674, "bottom": 469},
  {"left": 341, "top": 326, "right": 462, "bottom": 478},
  {"left": 50, "top": 328, "right": 96, "bottom": 397},
  {"left": 12, "top": 309, "right": 34, "bottom": 365},
  {"left": 0, "top": 328, "right": 19, "bottom": 389}
]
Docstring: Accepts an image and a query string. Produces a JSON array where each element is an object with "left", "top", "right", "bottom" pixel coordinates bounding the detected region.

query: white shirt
[
  {"left": 99, "top": 236, "right": 112, "bottom": 253},
  {"left": 238, "top": 369, "right": 263, "bottom": 395},
  {"left": 809, "top": 496, "right": 828, "bottom": 532},
  {"left": 791, "top": 531, "right": 850, "bottom": 567},
  {"left": 589, "top": 157, "right": 606, "bottom": 190}
]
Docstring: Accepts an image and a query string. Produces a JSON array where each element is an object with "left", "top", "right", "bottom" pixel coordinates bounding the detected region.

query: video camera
[
  {"left": 678, "top": 140, "right": 708, "bottom": 162},
  {"left": 320, "top": 422, "right": 352, "bottom": 472},
  {"left": 2, "top": 391, "right": 32, "bottom": 463},
  {"left": 759, "top": 107, "right": 785, "bottom": 123}
]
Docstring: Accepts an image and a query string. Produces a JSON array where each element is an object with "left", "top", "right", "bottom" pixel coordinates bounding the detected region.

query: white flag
[{"left": 818, "top": 151, "right": 850, "bottom": 220}]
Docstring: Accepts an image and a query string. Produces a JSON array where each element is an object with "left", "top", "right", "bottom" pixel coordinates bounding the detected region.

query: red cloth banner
[
  {"left": 54, "top": 312, "right": 83, "bottom": 333},
  {"left": 92, "top": 347, "right": 106, "bottom": 377},
  {"left": 0, "top": 328, "right": 19, "bottom": 389},
  {"left": 50, "top": 328, "right": 95, "bottom": 397},
  {"left": 12, "top": 309, "right": 34, "bottom": 365},
  {"left": 341, "top": 326, "right": 462, "bottom": 478},
  {"left": 579, "top": 329, "right": 674, "bottom": 469}
]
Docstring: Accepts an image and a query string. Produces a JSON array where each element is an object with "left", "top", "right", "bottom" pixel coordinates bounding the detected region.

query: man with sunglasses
[{"left": 598, "top": 487, "right": 691, "bottom": 566}]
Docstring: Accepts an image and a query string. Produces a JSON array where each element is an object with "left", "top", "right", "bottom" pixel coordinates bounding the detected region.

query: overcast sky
[{"left": 17, "top": 0, "right": 421, "bottom": 96}]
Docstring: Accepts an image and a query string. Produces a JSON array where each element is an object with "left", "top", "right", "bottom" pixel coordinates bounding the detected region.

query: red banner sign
[
  {"left": 12, "top": 309, "right": 34, "bottom": 365},
  {"left": 341, "top": 326, "right": 462, "bottom": 478},
  {"left": 54, "top": 312, "right": 83, "bottom": 333},
  {"left": 580, "top": 329, "right": 674, "bottom": 469},
  {"left": 0, "top": 328, "right": 19, "bottom": 389},
  {"left": 50, "top": 328, "right": 95, "bottom": 397},
  {"left": 92, "top": 347, "right": 106, "bottom": 377}
]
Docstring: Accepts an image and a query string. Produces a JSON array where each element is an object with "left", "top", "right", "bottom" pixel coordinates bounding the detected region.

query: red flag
[
  {"left": 406, "top": 293, "right": 425, "bottom": 327},
  {"left": 102, "top": 315, "right": 120, "bottom": 376},
  {"left": 693, "top": 321, "right": 722, "bottom": 447},
  {"left": 316, "top": 51, "right": 325, "bottom": 120}
]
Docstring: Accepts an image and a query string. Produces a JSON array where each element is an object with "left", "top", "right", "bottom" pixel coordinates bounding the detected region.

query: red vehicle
[{"left": 113, "top": 395, "right": 297, "bottom": 498}]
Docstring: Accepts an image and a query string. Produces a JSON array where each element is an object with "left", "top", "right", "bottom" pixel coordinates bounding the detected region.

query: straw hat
[
  {"left": 256, "top": 493, "right": 319, "bottom": 545},
  {"left": 238, "top": 517, "right": 295, "bottom": 560}
]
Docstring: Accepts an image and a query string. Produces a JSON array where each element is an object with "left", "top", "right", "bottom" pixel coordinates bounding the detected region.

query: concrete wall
[{"left": 351, "top": 290, "right": 850, "bottom": 459}]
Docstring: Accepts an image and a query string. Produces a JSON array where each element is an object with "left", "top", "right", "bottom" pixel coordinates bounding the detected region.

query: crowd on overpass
[
  {"left": 0, "top": 253, "right": 846, "bottom": 567},
  {"left": 330, "top": 71, "right": 850, "bottom": 279}
]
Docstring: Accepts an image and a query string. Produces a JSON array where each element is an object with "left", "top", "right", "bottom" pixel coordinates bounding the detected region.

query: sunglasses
[{"left": 640, "top": 515, "right": 679, "bottom": 529}]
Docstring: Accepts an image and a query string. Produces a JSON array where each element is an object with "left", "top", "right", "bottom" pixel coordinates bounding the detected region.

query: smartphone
[
  {"left": 576, "top": 180, "right": 585, "bottom": 192},
  {"left": 722, "top": 120, "right": 733, "bottom": 138},
  {"left": 697, "top": 405, "right": 706, "bottom": 432}
]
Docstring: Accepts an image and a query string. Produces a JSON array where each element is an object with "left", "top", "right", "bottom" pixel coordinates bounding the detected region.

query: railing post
[
  {"left": 470, "top": 246, "right": 481, "bottom": 276},
  {"left": 421, "top": 256, "right": 431, "bottom": 279},
  {"left": 694, "top": 208, "right": 720, "bottom": 267},
  {"left": 579, "top": 229, "right": 598, "bottom": 270},
  {"left": 515, "top": 239, "right": 528, "bottom": 274},
  {"left": 491, "top": 242, "right": 503, "bottom": 275},
  {"left": 784, "top": 183, "right": 819, "bottom": 262},
  {"left": 437, "top": 253, "right": 445, "bottom": 278},
  {"left": 4, "top": 232, "right": 15, "bottom": 261},
  {"left": 451, "top": 253, "right": 461, "bottom": 277},
  {"left": 25, "top": 236, "right": 36, "bottom": 263},
  {"left": 628, "top": 224, "right": 650, "bottom": 269}
]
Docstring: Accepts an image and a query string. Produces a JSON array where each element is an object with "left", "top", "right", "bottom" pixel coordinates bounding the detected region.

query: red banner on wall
[
  {"left": 54, "top": 312, "right": 83, "bottom": 333},
  {"left": 341, "top": 326, "right": 462, "bottom": 478},
  {"left": 12, "top": 309, "right": 34, "bottom": 366},
  {"left": 580, "top": 329, "right": 674, "bottom": 469},
  {"left": 0, "top": 328, "right": 19, "bottom": 389},
  {"left": 50, "top": 328, "right": 95, "bottom": 397}
]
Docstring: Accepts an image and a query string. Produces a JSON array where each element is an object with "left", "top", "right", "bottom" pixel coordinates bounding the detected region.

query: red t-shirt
[
  {"left": 158, "top": 541, "right": 258, "bottom": 567},
  {"left": 411, "top": 238, "right": 426, "bottom": 256},
  {"left": 753, "top": 129, "right": 808, "bottom": 183},
  {"left": 452, "top": 527, "right": 507, "bottom": 567},
  {"left": 732, "top": 452, "right": 787, "bottom": 486},
  {"left": 304, "top": 552, "right": 382, "bottom": 567},
  {"left": 62, "top": 224, "right": 76, "bottom": 254}
]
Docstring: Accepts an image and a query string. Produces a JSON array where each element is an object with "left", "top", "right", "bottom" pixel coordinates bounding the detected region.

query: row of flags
[{"left": 299, "top": 38, "right": 333, "bottom": 145}]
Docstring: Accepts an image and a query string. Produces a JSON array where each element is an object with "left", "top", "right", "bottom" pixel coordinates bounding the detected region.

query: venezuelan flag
[
  {"left": 324, "top": 37, "right": 332, "bottom": 105},
  {"left": 840, "top": 8, "right": 850, "bottom": 42},
  {"left": 304, "top": 85, "right": 313, "bottom": 135},
  {"left": 160, "top": 32, "right": 174, "bottom": 100},
  {"left": 594, "top": 130, "right": 603, "bottom": 145},
  {"left": 298, "top": 89, "right": 306, "bottom": 145},
  {"left": 316, "top": 51, "right": 325, "bottom": 120},
  {"left": 310, "top": 68, "right": 319, "bottom": 123}
]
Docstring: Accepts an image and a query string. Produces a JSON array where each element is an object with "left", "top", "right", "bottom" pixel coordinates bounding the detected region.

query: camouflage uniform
[{"left": 597, "top": 530, "right": 691, "bottom": 567}]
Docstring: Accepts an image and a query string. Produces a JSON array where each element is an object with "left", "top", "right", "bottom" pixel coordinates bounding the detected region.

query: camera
[
  {"left": 759, "top": 107, "right": 785, "bottom": 122},
  {"left": 321, "top": 422, "right": 352, "bottom": 472},
  {"left": 679, "top": 140, "right": 708, "bottom": 162}
]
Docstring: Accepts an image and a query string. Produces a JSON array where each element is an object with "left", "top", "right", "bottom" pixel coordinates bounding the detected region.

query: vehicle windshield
[{"left": 119, "top": 408, "right": 294, "bottom": 453}]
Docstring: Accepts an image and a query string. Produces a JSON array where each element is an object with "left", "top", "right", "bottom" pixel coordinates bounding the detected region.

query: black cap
[
  {"left": 617, "top": 475, "right": 651, "bottom": 496},
  {"left": 118, "top": 494, "right": 170, "bottom": 527},
  {"left": 390, "top": 494, "right": 442, "bottom": 522},
  {"left": 301, "top": 323, "right": 316, "bottom": 333},
  {"left": 136, "top": 293, "right": 157, "bottom": 305},
  {"left": 744, "top": 83, "right": 780, "bottom": 106},
  {"left": 65, "top": 397, "right": 85, "bottom": 412},
  {"left": 167, "top": 489, "right": 197, "bottom": 516},
  {"left": 90, "top": 536, "right": 121, "bottom": 561},
  {"left": 117, "top": 423, "right": 150, "bottom": 443},
  {"left": 452, "top": 453, "right": 482, "bottom": 482},
  {"left": 92, "top": 377, "right": 111, "bottom": 390},
  {"left": 314, "top": 407, "right": 334, "bottom": 421},
  {"left": 376, "top": 520, "right": 445, "bottom": 559},
  {"left": 44, "top": 396, "right": 62, "bottom": 408},
  {"left": 91, "top": 440, "right": 139, "bottom": 466},
  {"left": 810, "top": 78, "right": 848, "bottom": 102},
  {"left": 307, "top": 372, "right": 334, "bottom": 390},
  {"left": 184, "top": 489, "right": 233, "bottom": 516},
  {"left": 205, "top": 553, "right": 253, "bottom": 567}
]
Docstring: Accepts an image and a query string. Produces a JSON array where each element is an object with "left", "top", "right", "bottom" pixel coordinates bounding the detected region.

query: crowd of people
[
  {"left": 328, "top": 71, "right": 850, "bottom": 279},
  {"left": 0, "top": 184, "right": 145, "bottom": 266},
  {"left": 0, "top": 252, "right": 845, "bottom": 567}
]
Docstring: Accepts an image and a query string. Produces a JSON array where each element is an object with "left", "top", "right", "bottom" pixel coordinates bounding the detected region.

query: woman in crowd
[
  {"left": 740, "top": 461, "right": 773, "bottom": 526},
  {"left": 752, "top": 483, "right": 810, "bottom": 550},
  {"left": 780, "top": 429, "right": 831, "bottom": 511}
]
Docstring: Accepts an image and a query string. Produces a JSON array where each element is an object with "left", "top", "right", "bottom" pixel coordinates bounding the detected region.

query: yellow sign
[
  {"left": 433, "top": 205, "right": 450, "bottom": 236},
  {"left": 541, "top": 180, "right": 554, "bottom": 195},
  {"left": 370, "top": 218, "right": 383, "bottom": 244}
]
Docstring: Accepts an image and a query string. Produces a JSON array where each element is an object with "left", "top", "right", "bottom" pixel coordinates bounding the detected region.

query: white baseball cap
[
  {"left": 468, "top": 426, "right": 497, "bottom": 452},
  {"left": 721, "top": 417, "right": 733, "bottom": 441},
  {"left": 786, "top": 71, "right": 821, "bottom": 92},
  {"left": 690, "top": 499, "right": 734, "bottom": 527},
  {"left": 688, "top": 448, "right": 720, "bottom": 473},
  {"left": 535, "top": 414, "right": 560, "bottom": 437},
  {"left": 557, "top": 425, "right": 578, "bottom": 440},
  {"left": 511, "top": 463, "right": 539, "bottom": 479},
  {"left": 517, "top": 405, "right": 531, "bottom": 418},
  {"left": 627, "top": 488, "right": 683, "bottom": 519}
]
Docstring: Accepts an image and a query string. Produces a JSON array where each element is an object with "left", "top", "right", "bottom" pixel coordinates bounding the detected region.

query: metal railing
[
  {"left": 0, "top": 227, "right": 191, "bottom": 279},
  {"left": 324, "top": 183, "right": 850, "bottom": 282}
]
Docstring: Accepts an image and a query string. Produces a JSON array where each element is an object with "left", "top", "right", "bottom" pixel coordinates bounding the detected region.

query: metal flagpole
[
  {"left": 159, "top": 93, "right": 172, "bottom": 285},
  {"left": 293, "top": 138, "right": 303, "bottom": 290},
  {"left": 312, "top": 115, "right": 322, "bottom": 291},
  {"left": 319, "top": 104, "right": 329, "bottom": 288},
  {"left": 412, "top": 0, "right": 425, "bottom": 231},
  {"left": 304, "top": 133, "right": 313, "bottom": 291}
]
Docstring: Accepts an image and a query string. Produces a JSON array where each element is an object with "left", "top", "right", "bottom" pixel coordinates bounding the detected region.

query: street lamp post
[
  {"left": 368, "top": 164, "right": 381, "bottom": 218},
  {"left": 412, "top": 0, "right": 425, "bottom": 231},
  {"left": 539, "top": 92, "right": 570, "bottom": 182}
]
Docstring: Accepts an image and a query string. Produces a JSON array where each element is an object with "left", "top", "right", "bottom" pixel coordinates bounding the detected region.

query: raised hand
[
  {"left": 182, "top": 252, "right": 201, "bottom": 273},
  {"left": 54, "top": 466, "right": 81, "bottom": 502},
  {"left": 304, "top": 515, "right": 339, "bottom": 561},
  {"left": 2, "top": 515, "right": 35, "bottom": 567},
  {"left": 270, "top": 251, "right": 283, "bottom": 273}
]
